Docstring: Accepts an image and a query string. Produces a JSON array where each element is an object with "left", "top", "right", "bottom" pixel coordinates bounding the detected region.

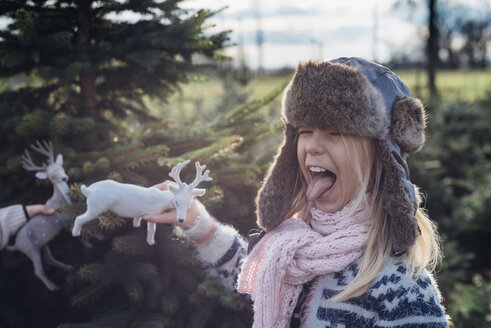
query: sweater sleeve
[
  {"left": 0, "top": 205, "right": 28, "bottom": 249},
  {"left": 174, "top": 201, "right": 248, "bottom": 291}
]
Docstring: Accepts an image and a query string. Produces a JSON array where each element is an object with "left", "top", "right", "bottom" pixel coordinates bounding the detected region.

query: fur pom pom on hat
[{"left": 256, "top": 57, "right": 426, "bottom": 253}]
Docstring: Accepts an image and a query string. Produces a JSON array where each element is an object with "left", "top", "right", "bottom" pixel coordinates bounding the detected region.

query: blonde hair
[{"left": 286, "top": 134, "right": 442, "bottom": 301}]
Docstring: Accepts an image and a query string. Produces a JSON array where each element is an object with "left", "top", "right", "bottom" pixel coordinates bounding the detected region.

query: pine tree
[
  {"left": 408, "top": 93, "right": 491, "bottom": 327},
  {"left": 0, "top": 1, "right": 289, "bottom": 327}
]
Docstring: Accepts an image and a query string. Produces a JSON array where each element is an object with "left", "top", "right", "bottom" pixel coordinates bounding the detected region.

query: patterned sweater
[{"left": 178, "top": 206, "right": 449, "bottom": 327}]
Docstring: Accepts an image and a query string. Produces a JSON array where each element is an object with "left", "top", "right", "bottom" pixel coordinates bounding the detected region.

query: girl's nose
[{"left": 305, "top": 132, "right": 325, "bottom": 154}]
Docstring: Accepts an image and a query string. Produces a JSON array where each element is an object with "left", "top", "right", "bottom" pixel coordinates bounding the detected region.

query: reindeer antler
[
  {"left": 189, "top": 162, "right": 212, "bottom": 190},
  {"left": 30, "top": 140, "right": 55, "bottom": 164},
  {"left": 21, "top": 150, "right": 47, "bottom": 171},
  {"left": 168, "top": 160, "right": 191, "bottom": 188}
]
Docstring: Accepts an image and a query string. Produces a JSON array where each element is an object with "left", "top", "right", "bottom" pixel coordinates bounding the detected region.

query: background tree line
[{"left": 393, "top": 0, "right": 491, "bottom": 98}]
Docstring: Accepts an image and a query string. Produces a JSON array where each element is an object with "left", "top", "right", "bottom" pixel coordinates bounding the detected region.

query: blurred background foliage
[{"left": 0, "top": 0, "right": 490, "bottom": 327}]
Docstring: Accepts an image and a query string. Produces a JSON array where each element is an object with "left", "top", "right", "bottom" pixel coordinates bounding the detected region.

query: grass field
[
  {"left": 396, "top": 69, "right": 491, "bottom": 101},
  {"left": 149, "top": 69, "right": 491, "bottom": 119}
]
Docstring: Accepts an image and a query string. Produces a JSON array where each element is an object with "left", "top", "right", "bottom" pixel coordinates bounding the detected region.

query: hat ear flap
[
  {"left": 256, "top": 124, "right": 299, "bottom": 231},
  {"left": 390, "top": 97, "right": 426, "bottom": 153}
]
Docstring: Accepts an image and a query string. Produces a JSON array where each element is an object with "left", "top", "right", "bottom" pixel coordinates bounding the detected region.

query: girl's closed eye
[
  {"left": 298, "top": 129, "right": 313, "bottom": 135},
  {"left": 298, "top": 129, "right": 313, "bottom": 137}
]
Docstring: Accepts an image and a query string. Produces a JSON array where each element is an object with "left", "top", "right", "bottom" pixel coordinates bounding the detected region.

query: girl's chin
[{"left": 313, "top": 201, "right": 344, "bottom": 213}]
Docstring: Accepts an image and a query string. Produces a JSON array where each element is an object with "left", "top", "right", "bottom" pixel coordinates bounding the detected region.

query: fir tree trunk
[{"left": 76, "top": 0, "right": 97, "bottom": 113}]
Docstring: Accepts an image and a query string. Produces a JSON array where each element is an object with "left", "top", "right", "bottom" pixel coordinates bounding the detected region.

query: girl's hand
[
  {"left": 26, "top": 204, "right": 55, "bottom": 218},
  {"left": 142, "top": 180, "right": 200, "bottom": 230}
]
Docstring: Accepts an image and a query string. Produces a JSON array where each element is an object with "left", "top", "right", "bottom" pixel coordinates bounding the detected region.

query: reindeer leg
[
  {"left": 24, "top": 248, "right": 59, "bottom": 291},
  {"left": 43, "top": 245, "right": 73, "bottom": 271},
  {"left": 147, "top": 221, "right": 156, "bottom": 245},
  {"left": 133, "top": 217, "right": 143, "bottom": 227},
  {"left": 72, "top": 212, "right": 96, "bottom": 236}
]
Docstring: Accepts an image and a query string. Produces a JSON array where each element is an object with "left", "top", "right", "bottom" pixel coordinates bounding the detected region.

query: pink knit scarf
[{"left": 237, "top": 203, "right": 372, "bottom": 328}]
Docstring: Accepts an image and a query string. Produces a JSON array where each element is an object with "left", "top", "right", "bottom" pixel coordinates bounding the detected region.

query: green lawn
[
  {"left": 149, "top": 69, "right": 491, "bottom": 119},
  {"left": 395, "top": 69, "right": 491, "bottom": 102}
]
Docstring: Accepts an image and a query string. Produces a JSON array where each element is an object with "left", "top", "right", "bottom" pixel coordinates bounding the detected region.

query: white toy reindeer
[
  {"left": 7, "top": 141, "right": 73, "bottom": 291},
  {"left": 72, "top": 160, "right": 212, "bottom": 245}
]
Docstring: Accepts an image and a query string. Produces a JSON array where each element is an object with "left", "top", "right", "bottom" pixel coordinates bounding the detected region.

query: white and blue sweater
[
  {"left": 300, "top": 257, "right": 448, "bottom": 327},
  {"left": 179, "top": 212, "right": 449, "bottom": 327}
]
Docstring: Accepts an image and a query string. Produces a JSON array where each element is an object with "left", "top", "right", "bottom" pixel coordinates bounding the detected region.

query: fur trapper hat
[{"left": 256, "top": 57, "right": 426, "bottom": 253}]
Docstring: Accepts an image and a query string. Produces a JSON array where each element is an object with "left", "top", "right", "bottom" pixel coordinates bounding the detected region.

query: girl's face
[{"left": 297, "top": 127, "right": 359, "bottom": 213}]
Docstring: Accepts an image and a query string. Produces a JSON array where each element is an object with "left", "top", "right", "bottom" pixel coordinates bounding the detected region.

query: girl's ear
[
  {"left": 36, "top": 172, "right": 48, "bottom": 179},
  {"left": 390, "top": 97, "right": 426, "bottom": 153}
]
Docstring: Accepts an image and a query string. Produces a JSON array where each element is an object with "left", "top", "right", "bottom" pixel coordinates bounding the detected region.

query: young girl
[{"left": 144, "top": 57, "right": 449, "bottom": 327}]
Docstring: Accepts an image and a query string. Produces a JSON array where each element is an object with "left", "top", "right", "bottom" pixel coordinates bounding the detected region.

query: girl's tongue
[{"left": 306, "top": 173, "right": 336, "bottom": 201}]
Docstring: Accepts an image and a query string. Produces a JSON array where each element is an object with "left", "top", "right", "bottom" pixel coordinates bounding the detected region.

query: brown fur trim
[
  {"left": 283, "top": 61, "right": 388, "bottom": 139},
  {"left": 256, "top": 124, "right": 299, "bottom": 230},
  {"left": 377, "top": 140, "right": 419, "bottom": 252},
  {"left": 390, "top": 97, "right": 426, "bottom": 153}
]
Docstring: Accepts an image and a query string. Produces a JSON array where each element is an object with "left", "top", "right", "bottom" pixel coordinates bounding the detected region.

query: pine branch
[
  {"left": 81, "top": 157, "right": 110, "bottom": 176},
  {"left": 59, "top": 309, "right": 173, "bottom": 328},
  {"left": 98, "top": 211, "right": 127, "bottom": 233},
  {"left": 106, "top": 143, "right": 143, "bottom": 160},
  {"left": 213, "top": 77, "right": 290, "bottom": 128},
  {"left": 128, "top": 263, "right": 160, "bottom": 282},
  {"left": 39, "top": 31, "right": 71, "bottom": 50},
  {"left": 193, "top": 274, "right": 250, "bottom": 312},
  {"left": 130, "top": 312, "right": 173, "bottom": 328},
  {"left": 120, "top": 274, "right": 144, "bottom": 302},
  {"left": 16, "top": 109, "right": 51, "bottom": 136},
  {"left": 69, "top": 282, "right": 115, "bottom": 308},
  {"left": 113, "top": 170, "right": 149, "bottom": 186},
  {"left": 214, "top": 113, "right": 266, "bottom": 138},
  {"left": 199, "top": 185, "right": 224, "bottom": 206},
  {"left": 0, "top": 1, "right": 23, "bottom": 16},
  {"left": 186, "top": 301, "right": 215, "bottom": 328},
  {"left": 157, "top": 135, "right": 243, "bottom": 167},
  {"left": 111, "top": 145, "right": 169, "bottom": 172},
  {"left": 253, "top": 146, "right": 281, "bottom": 168},
  {"left": 50, "top": 112, "right": 70, "bottom": 134},
  {"left": 213, "top": 165, "right": 260, "bottom": 186},
  {"left": 112, "top": 234, "right": 151, "bottom": 256},
  {"left": 160, "top": 293, "right": 179, "bottom": 316},
  {"left": 15, "top": 9, "right": 37, "bottom": 47},
  {"left": 67, "top": 143, "right": 142, "bottom": 163},
  {"left": 68, "top": 117, "right": 94, "bottom": 134}
]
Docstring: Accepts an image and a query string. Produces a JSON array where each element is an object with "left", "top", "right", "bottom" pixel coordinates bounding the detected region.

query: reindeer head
[
  {"left": 21, "top": 141, "right": 71, "bottom": 205},
  {"left": 168, "top": 160, "right": 213, "bottom": 222}
]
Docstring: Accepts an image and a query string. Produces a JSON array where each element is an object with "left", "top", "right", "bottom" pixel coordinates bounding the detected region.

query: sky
[
  {"left": 182, "top": 0, "right": 488, "bottom": 70},
  {"left": 182, "top": 0, "right": 422, "bottom": 69}
]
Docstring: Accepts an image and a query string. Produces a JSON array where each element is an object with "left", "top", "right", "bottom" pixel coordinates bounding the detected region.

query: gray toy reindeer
[{"left": 7, "top": 141, "right": 73, "bottom": 291}]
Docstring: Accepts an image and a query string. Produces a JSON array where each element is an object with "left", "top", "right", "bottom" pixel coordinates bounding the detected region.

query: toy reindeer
[
  {"left": 72, "top": 160, "right": 212, "bottom": 245},
  {"left": 7, "top": 141, "right": 73, "bottom": 291}
]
